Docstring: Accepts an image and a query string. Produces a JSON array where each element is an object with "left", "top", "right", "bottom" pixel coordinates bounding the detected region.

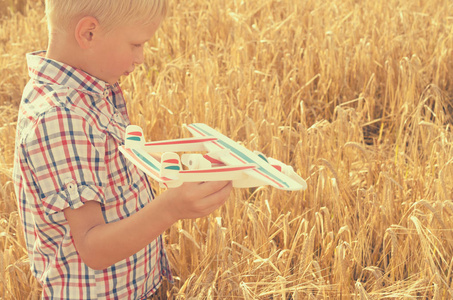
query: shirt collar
[{"left": 26, "top": 50, "right": 113, "bottom": 97}]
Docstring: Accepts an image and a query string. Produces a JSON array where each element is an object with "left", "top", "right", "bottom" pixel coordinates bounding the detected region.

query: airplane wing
[
  {"left": 144, "top": 137, "right": 217, "bottom": 153},
  {"left": 118, "top": 146, "right": 175, "bottom": 184},
  {"left": 119, "top": 125, "right": 259, "bottom": 188},
  {"left": 178, "top": 165, "right": 257, "bottom": 183},
  {"left": 185, "top": 123, "right": 307, "bottom": 191},
  {"left": 159, "top": 152, "right": 257, "bottom": 187}
]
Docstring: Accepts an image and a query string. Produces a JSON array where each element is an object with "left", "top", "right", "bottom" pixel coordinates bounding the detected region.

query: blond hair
[{"left": 45, "top": 0, "right": 167, "bottom": 33}]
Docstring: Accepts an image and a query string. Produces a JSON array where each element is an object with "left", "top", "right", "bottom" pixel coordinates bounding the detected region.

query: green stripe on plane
[{"left": 192, "top": 124, "right": 289, "bottom": 189}]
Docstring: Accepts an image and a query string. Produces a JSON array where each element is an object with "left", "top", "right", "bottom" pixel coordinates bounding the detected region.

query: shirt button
[
  {"left": 103, "top": 90, "right": 109, "bottom": 98},
  {"left": 64, "top": 178, "right": 79, "bottom": 199}
]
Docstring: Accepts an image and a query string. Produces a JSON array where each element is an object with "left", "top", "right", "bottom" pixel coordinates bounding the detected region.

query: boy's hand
[{"left": 162, "top": 181, "right": 233, "bottom": 220}]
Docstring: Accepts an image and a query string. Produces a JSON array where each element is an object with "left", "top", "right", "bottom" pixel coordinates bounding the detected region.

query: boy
[{"left": 12, "top": 1, "right": 233, "bottom": 299}]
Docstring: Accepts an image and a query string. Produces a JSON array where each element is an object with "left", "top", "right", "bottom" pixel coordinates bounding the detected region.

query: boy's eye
[{"left": 133, "top": 44, "right": 143, "bottom": 48}]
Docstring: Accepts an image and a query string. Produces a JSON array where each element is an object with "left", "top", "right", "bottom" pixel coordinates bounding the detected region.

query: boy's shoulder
[
  {"left": 17, "top": 51, "right": 116, "bottom": 144},
  {"left": 26, "top": 51, "right": 109, "bottom": 99}
]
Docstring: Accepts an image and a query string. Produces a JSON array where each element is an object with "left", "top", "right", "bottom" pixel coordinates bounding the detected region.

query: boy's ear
[{"left": 74, "top": 16, "right": 100, "bottom": 49}]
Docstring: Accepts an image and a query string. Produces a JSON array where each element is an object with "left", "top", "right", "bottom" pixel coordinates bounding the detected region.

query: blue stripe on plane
[
  {"left": 165, "top": 166, "right": 181, "bottom": 171},
  {"left": 132, "top": 149, "right": 160, "bottom": 172},
  {"left": 192, "top": 124, "right": 290, "bottom": 189}
]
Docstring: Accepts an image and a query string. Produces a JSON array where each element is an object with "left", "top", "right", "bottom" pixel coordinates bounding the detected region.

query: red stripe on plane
[
  {"left": 189, "top": 124, "right": 285, "bottom": 188},
  {"left": 180, "top": 165, "right": 255, "bottom": 174},
  {"left": 272, "top": 165, "right": 282, "bottom": 172},
  {"left": 123, "top": 148, "right": 158, "bottom": 175},
  {"left": 163, "top": 159, "right": 179, "bottom": 164},
  {"left": 203, "top": 155, "right": 224, "bottom": 165},
  {"left": 187, "top": 125, "right": 205, "bottom": 136},
  {"left": 144, "top": 137, "right": 216, "bottom": 146},
  {"left": 208, "top": 139, "right": 285, "bottom": 188},
  {"left": 129, "top": 131, "right": 143, "bottom": 136},
  {"left": 123, "top": 148, "right": 171, "bottom": 182}
]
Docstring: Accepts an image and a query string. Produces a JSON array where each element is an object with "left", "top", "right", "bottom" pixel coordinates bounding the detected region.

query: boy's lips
[{"left": 124, "top": 69, "right": 134, "bottom": 76}]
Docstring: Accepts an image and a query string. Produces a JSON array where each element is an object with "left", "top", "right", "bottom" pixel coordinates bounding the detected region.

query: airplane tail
[
  {"left": 125, "top": 125, "right": 145, "bottom": 149},
  {"left": 267, "top": 156, "right": 307, "bottom": 189},
  {"left": 160, "top": 152, "right": 182, "bottom": 181}
]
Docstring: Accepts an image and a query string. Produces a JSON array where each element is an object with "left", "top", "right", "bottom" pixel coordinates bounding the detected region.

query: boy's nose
[{"left": 135, "top": 51, "right": 145, "bottom": 65}]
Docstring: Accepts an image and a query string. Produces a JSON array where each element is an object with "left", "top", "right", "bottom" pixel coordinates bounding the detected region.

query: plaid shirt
[{"left": 13, "top": 51, "right": 173, "bottom": 300}]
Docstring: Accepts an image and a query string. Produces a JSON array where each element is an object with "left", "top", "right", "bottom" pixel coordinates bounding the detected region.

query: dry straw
[{"left": 2, "top": 0, "right": 453, "bottom": 298}]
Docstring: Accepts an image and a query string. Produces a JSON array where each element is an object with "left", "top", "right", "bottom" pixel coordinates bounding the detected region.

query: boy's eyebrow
[{"left": 132, "top": 35, "right": 153, "bottom": 43}]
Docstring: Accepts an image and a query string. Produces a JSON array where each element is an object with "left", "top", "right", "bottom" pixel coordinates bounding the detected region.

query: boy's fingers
[
  {"left": 166, "top": 181, "right": 233, "bottom": 219},
  {"left": 175, "top": 181, "right": 229, "bottom": 200},
  {"left": 197, "top": 180, "right": 232, "bottom": 196},
  {"left": 201, "top": 181, "right": 233, "bottom": 206}
]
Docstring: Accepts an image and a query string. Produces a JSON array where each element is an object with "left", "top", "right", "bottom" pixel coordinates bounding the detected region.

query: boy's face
[{"left": 89, "top": 18, "right": 162, "bottom": 85}]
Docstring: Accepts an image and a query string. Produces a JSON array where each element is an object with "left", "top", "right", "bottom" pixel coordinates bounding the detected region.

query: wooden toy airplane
[{"left": 119, "top": 123, "right": 307, "bottom": 191}]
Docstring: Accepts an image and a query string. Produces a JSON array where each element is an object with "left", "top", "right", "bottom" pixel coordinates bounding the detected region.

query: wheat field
[{"left": 1, "top": 0, "right": 453, "bottom": 299}]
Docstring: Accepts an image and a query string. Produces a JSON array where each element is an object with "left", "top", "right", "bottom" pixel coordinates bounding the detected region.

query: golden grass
[{"left": 2, "top": 0, "right": 453, "bottom": 298}]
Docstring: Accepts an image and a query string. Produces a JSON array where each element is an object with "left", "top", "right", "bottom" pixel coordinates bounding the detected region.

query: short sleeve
[{"left": 21, "top": 107, "right": 107, "bottom": 215}]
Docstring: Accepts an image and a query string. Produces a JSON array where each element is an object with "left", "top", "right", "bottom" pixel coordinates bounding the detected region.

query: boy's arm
[{"left": 64, "top": 181, "right": 232, "bottom": 270}]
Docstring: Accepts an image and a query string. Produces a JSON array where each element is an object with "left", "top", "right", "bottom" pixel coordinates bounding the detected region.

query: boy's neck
[{"left": 46, "top": 31, "right": 83, "bottom": 70}]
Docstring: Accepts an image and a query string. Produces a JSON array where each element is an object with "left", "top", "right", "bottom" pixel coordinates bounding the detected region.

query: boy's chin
[{"left": 104, "top": 77, "right": 120, "bottom": 85}]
